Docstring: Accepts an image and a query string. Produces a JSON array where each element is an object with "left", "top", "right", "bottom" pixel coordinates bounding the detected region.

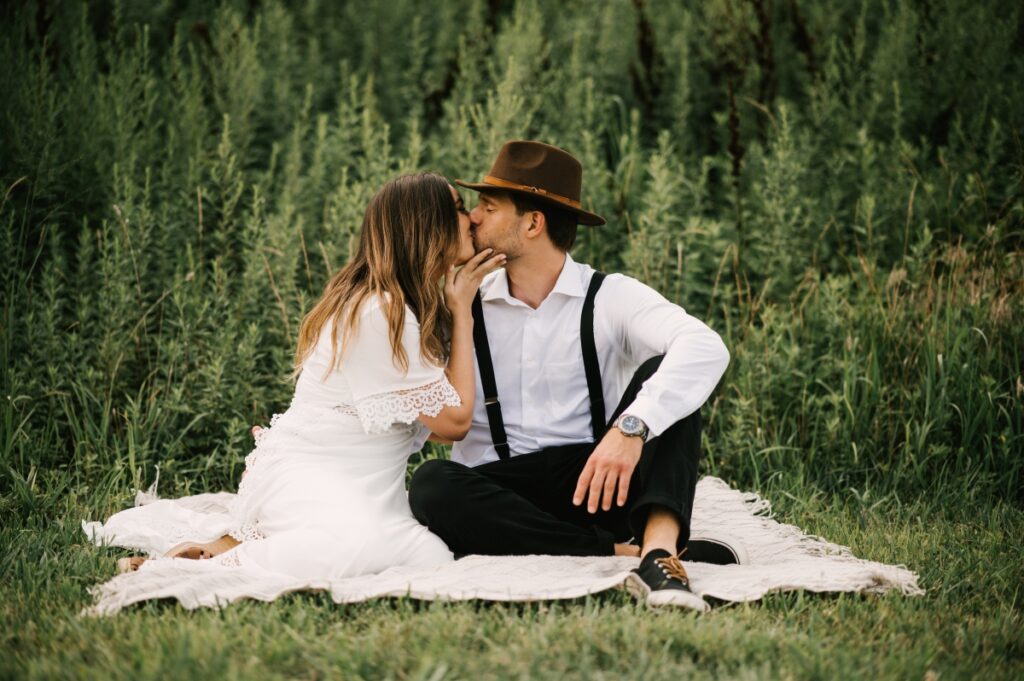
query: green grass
[{"left": 3, "top": 484, "right": 1021, "bottom": 680}]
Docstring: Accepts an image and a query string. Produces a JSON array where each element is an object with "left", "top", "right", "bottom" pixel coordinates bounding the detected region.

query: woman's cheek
[{"left": 455, "top": 236, "right": 475, "bottom": 266}]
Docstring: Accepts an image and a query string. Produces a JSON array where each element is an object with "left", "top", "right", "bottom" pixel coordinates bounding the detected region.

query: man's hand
[{"left": 572, "top": 428, "right": 644, "bottom": 513}]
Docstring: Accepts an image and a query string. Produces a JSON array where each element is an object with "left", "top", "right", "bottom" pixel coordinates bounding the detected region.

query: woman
[{"left": 83, "top": 173, "right": 505, "bottom": 613}]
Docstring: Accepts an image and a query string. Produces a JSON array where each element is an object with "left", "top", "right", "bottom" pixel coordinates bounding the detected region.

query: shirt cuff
[{"left": 619, "top": 395, "right": 688, "bottom": 440}]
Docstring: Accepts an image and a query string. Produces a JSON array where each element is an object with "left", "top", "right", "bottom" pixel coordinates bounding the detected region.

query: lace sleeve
[
  {"left": 339, "top": 298, "right": 462, "bottom": 434},
  {"left": 354, "top": 375, "right": 462, "bottom": 435}
]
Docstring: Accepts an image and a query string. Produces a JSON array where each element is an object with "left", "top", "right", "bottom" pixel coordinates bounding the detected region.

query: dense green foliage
[
  {"left": 1, "top": 1, "right": 1022, "bottom": 678},
  {"left": 3, "top": 0, "right": 1020, "bottom": 504}
]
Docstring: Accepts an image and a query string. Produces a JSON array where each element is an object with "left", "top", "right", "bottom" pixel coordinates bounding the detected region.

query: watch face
[{"left": 620, "top": 415, "right": 641, "bottom": 433}]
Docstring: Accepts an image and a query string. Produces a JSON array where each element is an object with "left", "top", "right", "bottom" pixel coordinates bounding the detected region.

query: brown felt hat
[{"left": 456, "top": 140, "right": 606, "bottom": 226}]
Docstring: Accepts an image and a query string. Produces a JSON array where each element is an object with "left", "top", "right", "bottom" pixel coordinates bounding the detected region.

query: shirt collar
[
  {"left": 549, "top": 253, "right": 585, "bottom": 298},
  {"left": 480, "top": 253, "right": 585, "bottom": 304}
]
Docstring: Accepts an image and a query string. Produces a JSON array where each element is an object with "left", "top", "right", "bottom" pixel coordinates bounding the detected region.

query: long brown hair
[{"left": 294, "top": 173, "right": 460, "bottom": 375}]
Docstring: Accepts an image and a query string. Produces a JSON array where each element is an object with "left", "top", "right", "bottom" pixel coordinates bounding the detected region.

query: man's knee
[
  {"left": 680, "top": 407, "right": 702, "bottom": 433},
  {"left": 408, "top": 459, "right": 465, "bottom": 522},
  {"left": 634, "top": 354, "right": 665, "bottom": 383}
]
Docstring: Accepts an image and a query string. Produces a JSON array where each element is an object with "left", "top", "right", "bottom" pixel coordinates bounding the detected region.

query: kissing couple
[{"left": 87, "top": 141, "right": 734, "bottom": 614}]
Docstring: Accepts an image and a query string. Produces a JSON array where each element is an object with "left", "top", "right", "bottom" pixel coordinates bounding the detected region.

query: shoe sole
[{"left": 624, "top": 572, "right": 710, "bottom": 613}]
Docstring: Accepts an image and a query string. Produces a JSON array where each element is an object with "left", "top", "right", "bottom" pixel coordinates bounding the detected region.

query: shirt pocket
[{"left": 541, "top": 359, "right": 591, "bottom": 419}]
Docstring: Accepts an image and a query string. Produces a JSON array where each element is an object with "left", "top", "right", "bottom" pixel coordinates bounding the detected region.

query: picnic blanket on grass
[{"left": 82, "top": 476, "right": 923, "bottom": 614}]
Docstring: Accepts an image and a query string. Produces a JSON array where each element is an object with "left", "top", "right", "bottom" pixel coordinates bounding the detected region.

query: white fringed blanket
[{"left": 82, "top": 477, "right": 923, "bottom": 614}]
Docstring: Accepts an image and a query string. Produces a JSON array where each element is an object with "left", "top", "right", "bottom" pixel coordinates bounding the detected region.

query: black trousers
[{"left": 408, "top": 356, "right": 701, "bottom": 556}]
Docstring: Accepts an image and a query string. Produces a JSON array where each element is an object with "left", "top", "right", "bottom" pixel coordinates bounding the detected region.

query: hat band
[{"left": 482, "top": 175, "right": 582, "bottom": 210}]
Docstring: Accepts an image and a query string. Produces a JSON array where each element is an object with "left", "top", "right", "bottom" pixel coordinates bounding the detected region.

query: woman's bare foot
[
  {"left": 614, "top": 542, "right": 641, "bottom": 558},
  {"left": 165, "top": 535, "right": 240, "bottom": 560},
  {"left": 117, "top": 556, "right": 148, "bottom": 573},
  {"left": 115, "top": 535, "right": 239, "bottom": 573}
]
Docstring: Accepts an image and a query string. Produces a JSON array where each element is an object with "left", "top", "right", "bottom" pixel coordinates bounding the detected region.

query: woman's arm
[
  {"left": 418, "top": 248, "right": 504, "bottom": 441},
  {"left": 426, "top": 433, "right": 454, "bottom": 445},
  {"left": 417, "top": 309, "right": 474, "bottom": 440}
]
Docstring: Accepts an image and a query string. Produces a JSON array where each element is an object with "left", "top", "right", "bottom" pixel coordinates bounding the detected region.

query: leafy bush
[{"left": 1, "top": 0, "right": 1021, "bottom": 511}]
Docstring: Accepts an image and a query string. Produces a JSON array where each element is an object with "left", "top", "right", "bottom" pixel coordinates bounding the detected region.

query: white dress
[{"left": 82, "top": 296, "right": 458, "bottom": 614}]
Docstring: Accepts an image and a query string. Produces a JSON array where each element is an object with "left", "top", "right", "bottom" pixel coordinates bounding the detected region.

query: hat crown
[
  {"left": 488, "top": 141, "right": 582, "bottom": 203},
  {"left": 455, "top": 140, "right": 606, "bottom": 225}
]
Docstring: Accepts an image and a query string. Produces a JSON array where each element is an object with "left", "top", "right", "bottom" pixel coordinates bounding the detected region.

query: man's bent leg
[
  {"left": 627, "top": 412, "right": 741, "bottom": 565},
  {"left": 626, "top": 410, "right": 701, "bottom": 555},
  {"left": 409, "top": 457, "right": 618, "bottom": 556},
  {"left": 639, "top": 506, "right": 682, "bottom": 557},
  {"left": 602, "top": 355, "right": 702, "bottom": 555}
]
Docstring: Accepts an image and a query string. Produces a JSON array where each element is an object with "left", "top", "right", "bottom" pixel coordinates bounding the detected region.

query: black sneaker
[
  {"left": 683, "top": 537, "right": 745, "bottom": 565},
  {"left": 625, "top": 549, "right": 709, "bottom": 611}
]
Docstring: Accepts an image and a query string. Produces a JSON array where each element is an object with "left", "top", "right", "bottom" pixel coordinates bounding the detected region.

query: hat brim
[{"left": 455, "top": 179, "right": 606, "bottom": 226}]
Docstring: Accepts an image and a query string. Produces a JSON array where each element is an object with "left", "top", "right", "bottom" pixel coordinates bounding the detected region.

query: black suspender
[
  {"left": 472, "top": 294, "right": 511, "bottom": 460},
  {"left": 580, "top": 271, "right": 607, "bottom": 442},
  {"left": 471, "top": 271, "right": 607, "bottom": 460}
]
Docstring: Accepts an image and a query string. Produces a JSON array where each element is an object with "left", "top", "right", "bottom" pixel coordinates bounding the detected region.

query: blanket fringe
[
  {"left": 691, "top": 478, "right": 923, "bottom": 596},
  {"left": 134, "top": 466, "right": 161, "bottom": 507}
]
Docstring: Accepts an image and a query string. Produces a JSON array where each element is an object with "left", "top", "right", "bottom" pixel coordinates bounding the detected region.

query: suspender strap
[
  {"left": 472, "top": 271, "right": 607, "bottom": 459},
  {"left": 471, "top": 293, "right": 510, "bottom": 460},
  {"left": 581, "top": 271, "right": 607, "bottom": 442}
]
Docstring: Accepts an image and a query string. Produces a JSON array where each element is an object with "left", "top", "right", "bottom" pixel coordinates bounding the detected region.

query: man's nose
[{"left": 469, "top": 207, "right": 483, "bottom": 225}]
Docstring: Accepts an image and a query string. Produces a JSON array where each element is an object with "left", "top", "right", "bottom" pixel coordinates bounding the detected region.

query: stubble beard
[{"left": 474, "top": 224, "right": 523, "bottom": 263}]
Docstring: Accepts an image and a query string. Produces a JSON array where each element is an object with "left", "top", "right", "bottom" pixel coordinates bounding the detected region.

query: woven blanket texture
[{"left": 82, "top": 476, "right": 923, "bottom": 614}]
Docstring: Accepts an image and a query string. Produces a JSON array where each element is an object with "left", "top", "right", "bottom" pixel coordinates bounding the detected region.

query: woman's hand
[{"left": 444, "top": 248, "right": 506, "bottom": 317}]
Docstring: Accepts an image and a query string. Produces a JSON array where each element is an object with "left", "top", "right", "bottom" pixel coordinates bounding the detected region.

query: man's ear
[{"left": 523, "top": 210, "right": 546, "bottom": 240}]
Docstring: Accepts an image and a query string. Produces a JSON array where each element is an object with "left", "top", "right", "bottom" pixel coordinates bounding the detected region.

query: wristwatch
[{"left": 614, "top": 414, "right": 649, "bottom": 442}]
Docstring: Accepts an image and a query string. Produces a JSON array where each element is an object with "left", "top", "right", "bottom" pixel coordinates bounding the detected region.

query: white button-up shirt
[{"left": 450, "top": 253, "right": 730, "bottom": 467}]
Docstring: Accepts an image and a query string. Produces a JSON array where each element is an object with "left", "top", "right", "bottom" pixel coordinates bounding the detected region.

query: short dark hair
[{"left": 507, "top": 193, "right": 579, "bottom": 252}]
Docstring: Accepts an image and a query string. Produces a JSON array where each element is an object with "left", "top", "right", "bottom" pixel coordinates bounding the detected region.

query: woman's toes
[{"left": 117, "top": 556, "right": 146, "bottom": 573}]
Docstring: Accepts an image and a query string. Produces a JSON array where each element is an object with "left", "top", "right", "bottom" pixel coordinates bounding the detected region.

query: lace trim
[
  {"left": 229, "top": 523, "right": 264, "bottom": 543},
  {"left": 346, "top": 376, "right": 461, "bottom": 435},
  {"left": 216, "top": 548, "right": 243, "bottom": 567}
]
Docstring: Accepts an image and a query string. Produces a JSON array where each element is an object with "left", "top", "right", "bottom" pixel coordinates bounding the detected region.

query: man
[{"left": 409, "top": 141, "right": 734, "bottom": 612}]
